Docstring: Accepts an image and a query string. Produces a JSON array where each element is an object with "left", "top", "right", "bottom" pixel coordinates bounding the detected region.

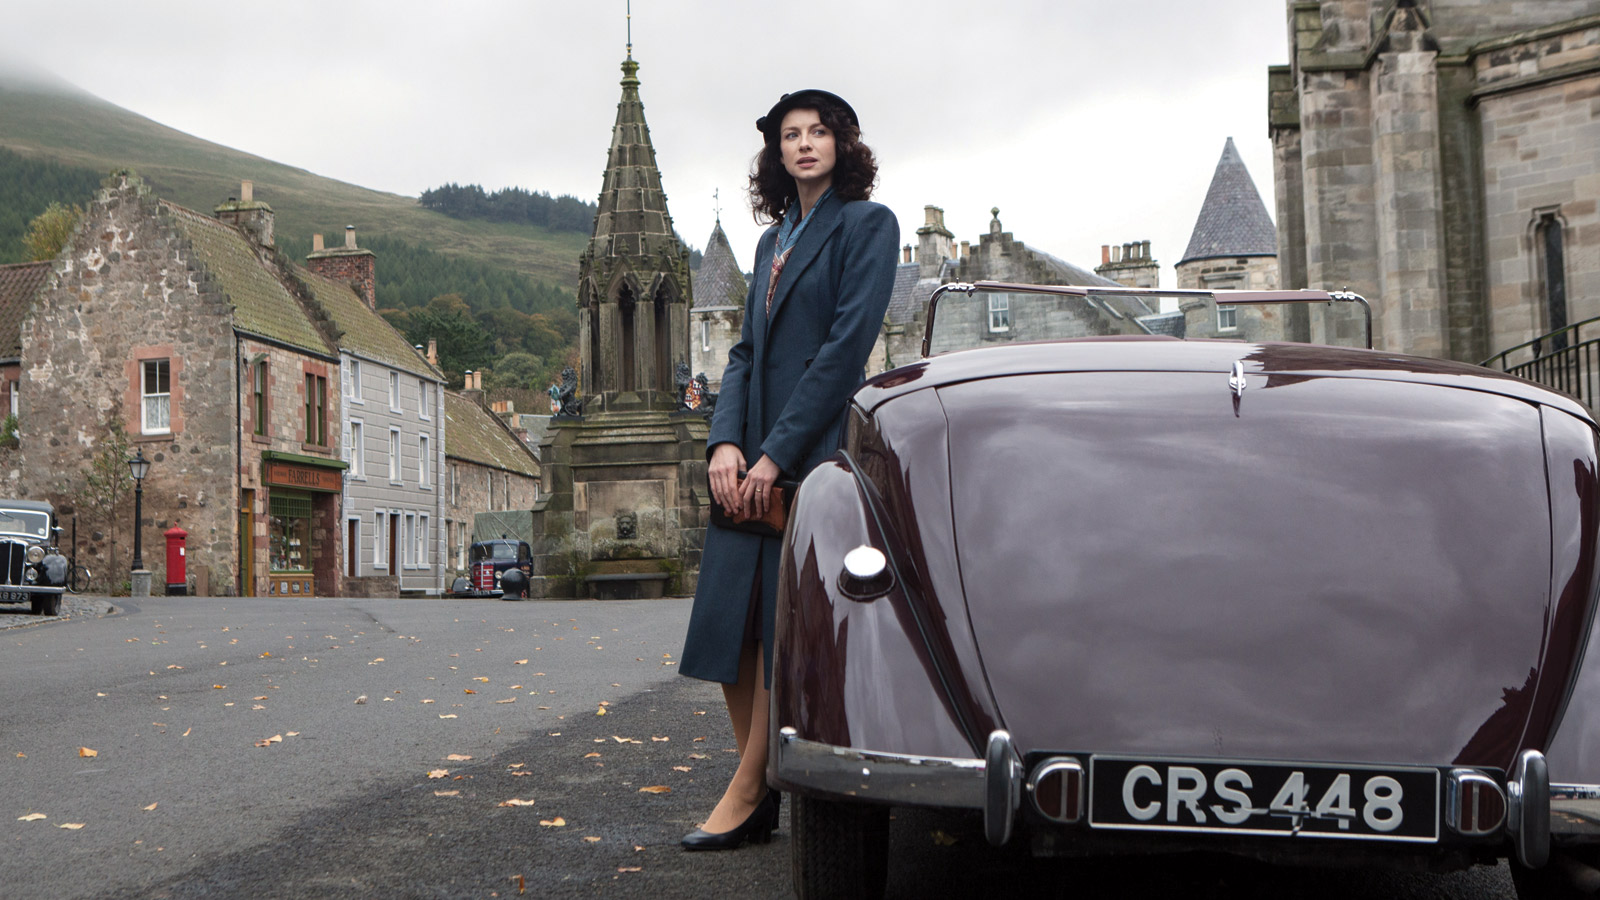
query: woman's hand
[
  {"left": 708, "top": 443, "right": 748, "bottom": 516},
  {"left": 740, "top": 455, "right": 781, "bottom": 518}
]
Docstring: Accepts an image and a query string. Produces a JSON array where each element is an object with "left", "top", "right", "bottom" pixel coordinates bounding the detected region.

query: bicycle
[{"left": 66, "top": 563, "right": 91, "bottom": 595}]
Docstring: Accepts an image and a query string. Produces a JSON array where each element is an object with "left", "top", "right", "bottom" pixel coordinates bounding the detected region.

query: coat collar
[{"left": 763, "top": 197, "right": 845, "bottom": 338}]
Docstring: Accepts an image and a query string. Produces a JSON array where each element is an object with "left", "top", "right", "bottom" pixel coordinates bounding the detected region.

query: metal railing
[{"left": 1481, "top": 316, "right": 1600, "bottom": 410}]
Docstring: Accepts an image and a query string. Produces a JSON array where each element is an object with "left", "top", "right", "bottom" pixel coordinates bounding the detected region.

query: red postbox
[{"left": 164, "top": 526, "right": 188, "bottom": 596}]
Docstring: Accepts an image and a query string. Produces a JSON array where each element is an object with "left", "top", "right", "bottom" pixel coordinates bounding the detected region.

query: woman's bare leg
[{"left": 701, "top": 642, "right": 772, "bottom": 833}]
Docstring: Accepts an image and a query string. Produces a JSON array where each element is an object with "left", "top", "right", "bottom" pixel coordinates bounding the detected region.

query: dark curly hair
[{"left": 748, "top": 98, "right": 878, "bottom": 224}]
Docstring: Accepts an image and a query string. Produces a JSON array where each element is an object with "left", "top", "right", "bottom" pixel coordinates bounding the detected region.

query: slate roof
[
  {"left": 443, "top": 391, "right": 539, "bottom": 477},
  {"left": 884, "top": 263, "right": 926, "bottom": 325},
  {"left": 693, "top": 221, "right": 747, "bottom": 309},
  {"left": 1029, "top": 247, "right": 1156, "bottom": 323},
  {"left": 0, "top": 261, "right": 51, "bottom": 360},
  {"left": 296, "top": 266, "right": 439, "bottom": 381},
  {"left": 161, "top": 201, "right": 333, "bottom": 357},
  {"left": 1138, "top": 311, "right": 1187, "bottom": 338},
  {"left": 1179, "top": 137, "right": 1278, "bottom": 265}
]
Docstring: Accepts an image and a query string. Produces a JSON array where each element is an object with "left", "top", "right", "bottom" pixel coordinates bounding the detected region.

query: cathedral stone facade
[{"left": 1270, "top": 0, "right": 1600, "bottom": 361}]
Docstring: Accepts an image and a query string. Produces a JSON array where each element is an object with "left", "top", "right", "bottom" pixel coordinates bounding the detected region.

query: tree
[
  {"left": 486, "top": 352, "right": 545, "bottom": 392},
  {"left": 23, "top": 202, "right": 82, "bottom": 261},
  {"left": 404, "top": 294, "right": 495, "bottom": 388},
  {"left": 79, "top": 421, "right": 133, "bottom": 574}
]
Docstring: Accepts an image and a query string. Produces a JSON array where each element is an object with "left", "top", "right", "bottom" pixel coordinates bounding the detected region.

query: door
[
  {"left": 388, "top": 514, "right": 399, "bottom": 581},
  {"left": 239, "top": 489, "right": 254, "bottom": 597},
  {"left": 347, "top": 518, "right": 358, "bottom": 578}
]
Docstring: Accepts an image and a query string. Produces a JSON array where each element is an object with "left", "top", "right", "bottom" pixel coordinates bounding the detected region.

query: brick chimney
[
  {"left": 1094, "top": 238, "right": 1161, "bottom": 289},
  {"left": 215, "top": 180, "right": 275, "bottom": 247},
  {"left": 461, "top": 370, "right": 486, "bottom": 408},
  {"left": 306, "top": 224, "right": 377, "bottom": 308},
  {"left": 915, "top": 205, "right": 954, "bottom": 279},
  {"left": 426, "top": 339, "right": 438, "bottom": 367}
]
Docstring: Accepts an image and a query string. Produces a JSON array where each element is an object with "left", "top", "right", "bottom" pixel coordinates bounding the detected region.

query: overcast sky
[{"left": 3, "top": 0, "right": 1290, "bottom": 288}]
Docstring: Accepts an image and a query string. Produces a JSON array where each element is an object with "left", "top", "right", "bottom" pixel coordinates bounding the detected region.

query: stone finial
[{"left": 990, "top": 208, "right": 1002, "bottom": 235}]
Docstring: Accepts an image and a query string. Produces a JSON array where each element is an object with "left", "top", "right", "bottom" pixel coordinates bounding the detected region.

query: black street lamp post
[{"left": 128, "top": 449, "right": 150, "bottom": 572}]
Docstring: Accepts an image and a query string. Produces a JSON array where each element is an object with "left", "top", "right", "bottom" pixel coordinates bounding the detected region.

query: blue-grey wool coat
[{"left": 680, "top": 197, "right": 900, "bottom": 686}]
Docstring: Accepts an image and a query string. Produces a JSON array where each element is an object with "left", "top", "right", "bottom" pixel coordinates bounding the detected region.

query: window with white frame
[
  {"left": 1217, "top": 304, "right": 1238, "bottom": 332},
  {"left": 419, "top": 380, "right": 430, "bottom": 419},
  {"left": 450, "top": 464, "right": 458, "bottom": 506},
  {"left": 389, "top": 371, "right": 400, "bottom": 412},
  {"left": 419, "top": 514, "right": 429, "bottom": 567},
  {"left": 389, "top": 427, "right": 401, "bottom": 482},
  {"left": 346, "top": 358, "right": 362, "bottom": 400},
  {"left": 8, "top": 380, "right": 16, "bottom": 417},
  {"left": 404, "top": 512, "right": 417, "bottom": 568},
  {"left": 988, "top": 295, "right": 1010, "bottom": 333},
  {"left": 141, "top": 359, "right": 171, "bottom": 434},
  {"left": 348, "top": 421, "right": 365, "bottom": 478},
  {"left": 374, "top": 511, "right": 386, "bottom": 570},
  {"left": 418, "top": 434, "right": 431, "bottom": 488}
]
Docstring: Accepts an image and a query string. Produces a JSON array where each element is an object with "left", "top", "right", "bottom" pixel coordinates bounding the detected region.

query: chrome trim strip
[
  {"left": 1552, "top": 783, "right": 1600, "bottom": 841},
  {"left": 1510, "top": 749, "right": 1552, "bottom": 868},
  {"left": 985, "top": 729, "right": 1022, "bottom": 846},
  {"left": 774, "top": 727, "right": 985, "bottom": 809}
]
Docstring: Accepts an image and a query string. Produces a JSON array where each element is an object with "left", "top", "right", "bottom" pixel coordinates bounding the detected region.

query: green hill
[{"left": 0, "top": 69, "right": 586, "bottom": 287}]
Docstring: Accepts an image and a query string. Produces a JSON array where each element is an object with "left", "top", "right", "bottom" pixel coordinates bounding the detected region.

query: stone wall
[
  {"left": 19, "top": 175, "right": 239, "bottom": 592},
  {"left": 690, "top": 306, "right": 741, "bottom": 393},
  {"left": 1176, "top": 256, "right": 1285, "bottom": 341}
]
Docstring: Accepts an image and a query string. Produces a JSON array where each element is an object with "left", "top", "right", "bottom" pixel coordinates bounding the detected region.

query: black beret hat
[{"left": 756, "top": 89, "right": 859, "bottom": 139}]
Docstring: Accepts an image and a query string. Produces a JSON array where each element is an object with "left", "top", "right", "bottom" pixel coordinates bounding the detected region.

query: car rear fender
[{"left": 1540, "top": 408, "right": 1600, "bottom": 788}]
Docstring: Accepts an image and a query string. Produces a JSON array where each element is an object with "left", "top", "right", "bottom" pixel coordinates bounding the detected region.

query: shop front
[{"left": 261, "top": 452, "right": 346, "bottom": 598}]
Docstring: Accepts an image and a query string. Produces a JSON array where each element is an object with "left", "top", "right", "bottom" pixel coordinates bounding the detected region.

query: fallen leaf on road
[
  {"left": 78, "top": 747, "right": 97, "bottom": 758},
  {"left": 287, "top": 732, "right": 299, "bottom": 737},
  {"left": 439, "top": 714, "right": 458, "bottom": 719},
  {"left": 611, "top": 736, "right": 639, "bottom": 744},
  {"left": 512, "top": 771, "right": 532, "bottom": 777},
  {"left": 496, "top": 698, "right": 516, "bottom": 704},
  {"left": 693, "top": 737, "right": 705, "bottom": 742},
  {"left": 212, "top": 685, "right": 226, "bottom": 690},
  {"left": 514, "top": 873, "right": 526, "bottom": 894},
  {"left": 618, "top": 866, "right": 642, "bottom": 873},
  {"left": 672, "top": 766, "right": 692, "bottom": 772},
  {"left": 694, "top": 710, "right": 706, "bottom": 716},
  {"left": 17, "top": 813, "right": 45, "bottom": 821},
  {"left": 251, "top": 705, "right": 266, "bottom": 711},
  {"left": 166, "top": 665, "right": 183, "bottom": 670},
  {"left": 58, "top": 823, "right": 84, "bottom": 830},
  {"left": 446, "top": 754, "right": 473, "bottom": 761},
  {"left": 538, "top": 817, "right": 566, "bottom": 827},
  {"left": 584, "top": 752, "right": 601, "bottom": 759},
  {"left": 583, "top": 836, "right": 601, "bottom": 842},
  {"left": 254, "top": 696, "right": 268, "bottom": 701},
  {"left": 14, "top": 753, "right": 23, "bottom": 758},
  {"left": 510, "top": 685, "right": 523, "bottom": 690},
  {"left": 143, "top": 803, "right": 157, "bottom": 811},
  {"left": 634, "top": 845, "right": 644, "bottom": 851},
  {"left": 422, "top": 699, "right": 435, "bottom": 704},
  {"left": 498, "top": 798, "right": 536, "bottom": 807},
  {"left": 651, "top": 736, "right": 669, "bottom": 742},
  {"left": 688, "top": 753, "right": 708, "bottom": 759},
  {"left": 537, "top": 706, "right": 551, "bottom": 710},
  {"left": 182, "top": 728, "right": 191, "bottom": 737},
  {"left": 596, "top": 707, "right": 607, "bottom": 716},
  {"left": 434, "top": 790, "right": 460, "bottom": 797},
  {"left": 260, "top": 651, "right": 271, "bottom": 658},
  {"left": 474, "top": 677, "right": 489, "bottom": 683},
  {"left": 463, "top": 689, "right": 476, "bottom": 695},
  {"left": 428, "top": 769, "right": 450, "bottom": 779},
  {"left": 508, "top": 763, "right": 525, "bottom": 769},
  {"left": 369, "top": 658, "right": 384, "bottom": 664},
  {"left": 931, "top": 830, "right": 958, "bottom": 846},
  {"left": 382, "top": 697, "right": 394, "bottom": 702},
  {"left": 548, "top": 732, "right": 561, "bottom": 736},
  {"left": 355, "top": 695, "right": 368, "bottom": 704},
  {"left": 638, "top": 786, "right": 671, "bottom": 794},
  {"left": 253, "top": 734, "right": 283, "bottom": 748},
  {"left": 514, "top": 659, "right": 528, "bottom": 665}
]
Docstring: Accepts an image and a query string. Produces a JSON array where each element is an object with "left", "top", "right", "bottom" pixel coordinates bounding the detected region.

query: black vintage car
[
  {"left": 452, "top": 537, "right": 532, "bottom": 598},
  {"left": 0, "top": 499, "right": 68, "bottom": 616}
]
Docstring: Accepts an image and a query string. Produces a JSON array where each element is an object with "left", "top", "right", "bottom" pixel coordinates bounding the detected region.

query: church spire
[{"left": 577, "top": 47, "right": 692, "bottom": 411}]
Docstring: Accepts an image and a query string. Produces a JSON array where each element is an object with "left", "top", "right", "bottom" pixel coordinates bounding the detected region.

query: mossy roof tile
[
  {"left": 0, "top": 261, "right": 51, "bottom": 359},
  {"left": 161, "top": 201, "right": 331, "bottom": 356},
  {"left": 443, "top": 391, "right": 538, "bottom": 477},
  {"left": 295, "top": 266, "right": 438, "bottom": 380}
]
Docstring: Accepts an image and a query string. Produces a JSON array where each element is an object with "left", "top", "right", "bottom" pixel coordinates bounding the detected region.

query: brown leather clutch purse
[{"left": 710, "top": 475, "right": 800, "bottom": 538}]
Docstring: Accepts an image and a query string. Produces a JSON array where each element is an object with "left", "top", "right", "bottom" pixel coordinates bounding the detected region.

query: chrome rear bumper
[{"left": 774, "top": 729, "right": 1600, "bottom": 862}]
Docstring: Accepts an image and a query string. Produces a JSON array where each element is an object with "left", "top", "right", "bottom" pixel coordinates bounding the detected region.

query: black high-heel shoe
[{"left": 681, "top": 791, "right": 779, "bottom": 851}]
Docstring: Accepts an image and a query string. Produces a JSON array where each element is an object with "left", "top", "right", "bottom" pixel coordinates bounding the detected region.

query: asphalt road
[{"left": 2, "top": 597, "right": 1523, "bottom": 899}]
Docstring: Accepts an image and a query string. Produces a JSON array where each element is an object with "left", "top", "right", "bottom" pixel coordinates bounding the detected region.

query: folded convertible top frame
[{"left": 921, "top": 282, "right": 1373, "bottom": 357}]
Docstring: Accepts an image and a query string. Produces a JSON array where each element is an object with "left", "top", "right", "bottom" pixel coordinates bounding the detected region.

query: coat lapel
[{"left": 764, "top": 199, "right": 844, "bottom": 339}]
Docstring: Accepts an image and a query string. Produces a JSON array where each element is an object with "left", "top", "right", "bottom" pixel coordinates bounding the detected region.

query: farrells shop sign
[{"left": 264, "top": 461, "right": 343, "bottom": 493}]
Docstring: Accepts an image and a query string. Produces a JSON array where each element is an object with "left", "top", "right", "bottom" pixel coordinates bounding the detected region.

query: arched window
[{"left": 1535, "top": 209, "right": 1569, "bottom": 349}]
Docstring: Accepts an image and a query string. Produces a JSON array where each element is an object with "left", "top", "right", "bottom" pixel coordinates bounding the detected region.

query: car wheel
[
  {"left": 30, "top": 594, "right": 60, "bottom": 616},
  {"left": 790, "top": 794, "right": 889, "bottom": 900},
  {"left": 1513, "top": 849, "right": 1600, "bottom": 899}
]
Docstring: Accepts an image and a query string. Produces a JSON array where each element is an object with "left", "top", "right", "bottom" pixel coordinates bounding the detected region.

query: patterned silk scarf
[{"left": 765, "top": 188, "right": 834, "bottom": 316}]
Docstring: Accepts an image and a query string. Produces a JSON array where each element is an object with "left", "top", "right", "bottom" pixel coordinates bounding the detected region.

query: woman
[{"left": 678, "top": 89, "right": 899, "bottom": 850}]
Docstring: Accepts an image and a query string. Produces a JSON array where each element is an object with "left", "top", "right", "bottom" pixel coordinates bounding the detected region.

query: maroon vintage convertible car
[{"left": 770, "top": 283, "right": 1600, "bottom": 899}]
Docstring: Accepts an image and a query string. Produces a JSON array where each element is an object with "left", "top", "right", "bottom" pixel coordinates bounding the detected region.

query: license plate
[{"left": 1089, "top": 756, "right": 1439, "bottom": 842}]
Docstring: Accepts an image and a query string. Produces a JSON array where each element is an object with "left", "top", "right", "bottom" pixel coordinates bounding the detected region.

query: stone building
[
  {"left": 20, "top": 174, "right": 347, "bottom": 597},
  {"left": 526, "top": 54, "right": 709, "bottom": 599},
  {"left": 300, "top": 227, "right": 448, "bottom": 597},
  {"left": 877, "top": 207, "right": 1161, "bottom": 369},
  {"left": 1176, "top": 137, "right": 1285, "bottom": 341},
  {"left": 688, "top": 218, "right": 746, "bottom": 393},
  {"left": 1269, "top": 0, "right": 1600, "bottom": 361},
  {"left": 443, "top": 385, "right": 540, "bottom": 573}
]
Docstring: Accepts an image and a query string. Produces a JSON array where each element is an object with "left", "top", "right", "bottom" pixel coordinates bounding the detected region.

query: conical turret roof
[
  {"left": 1179, "top": 137, "right": 1277, "bottom": 265},
  {"left": 586, "top": 57, "right": 683, "bottom": 262},
  {"left": 693, "top": 220, "right": 747, "bottom": 309}
]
